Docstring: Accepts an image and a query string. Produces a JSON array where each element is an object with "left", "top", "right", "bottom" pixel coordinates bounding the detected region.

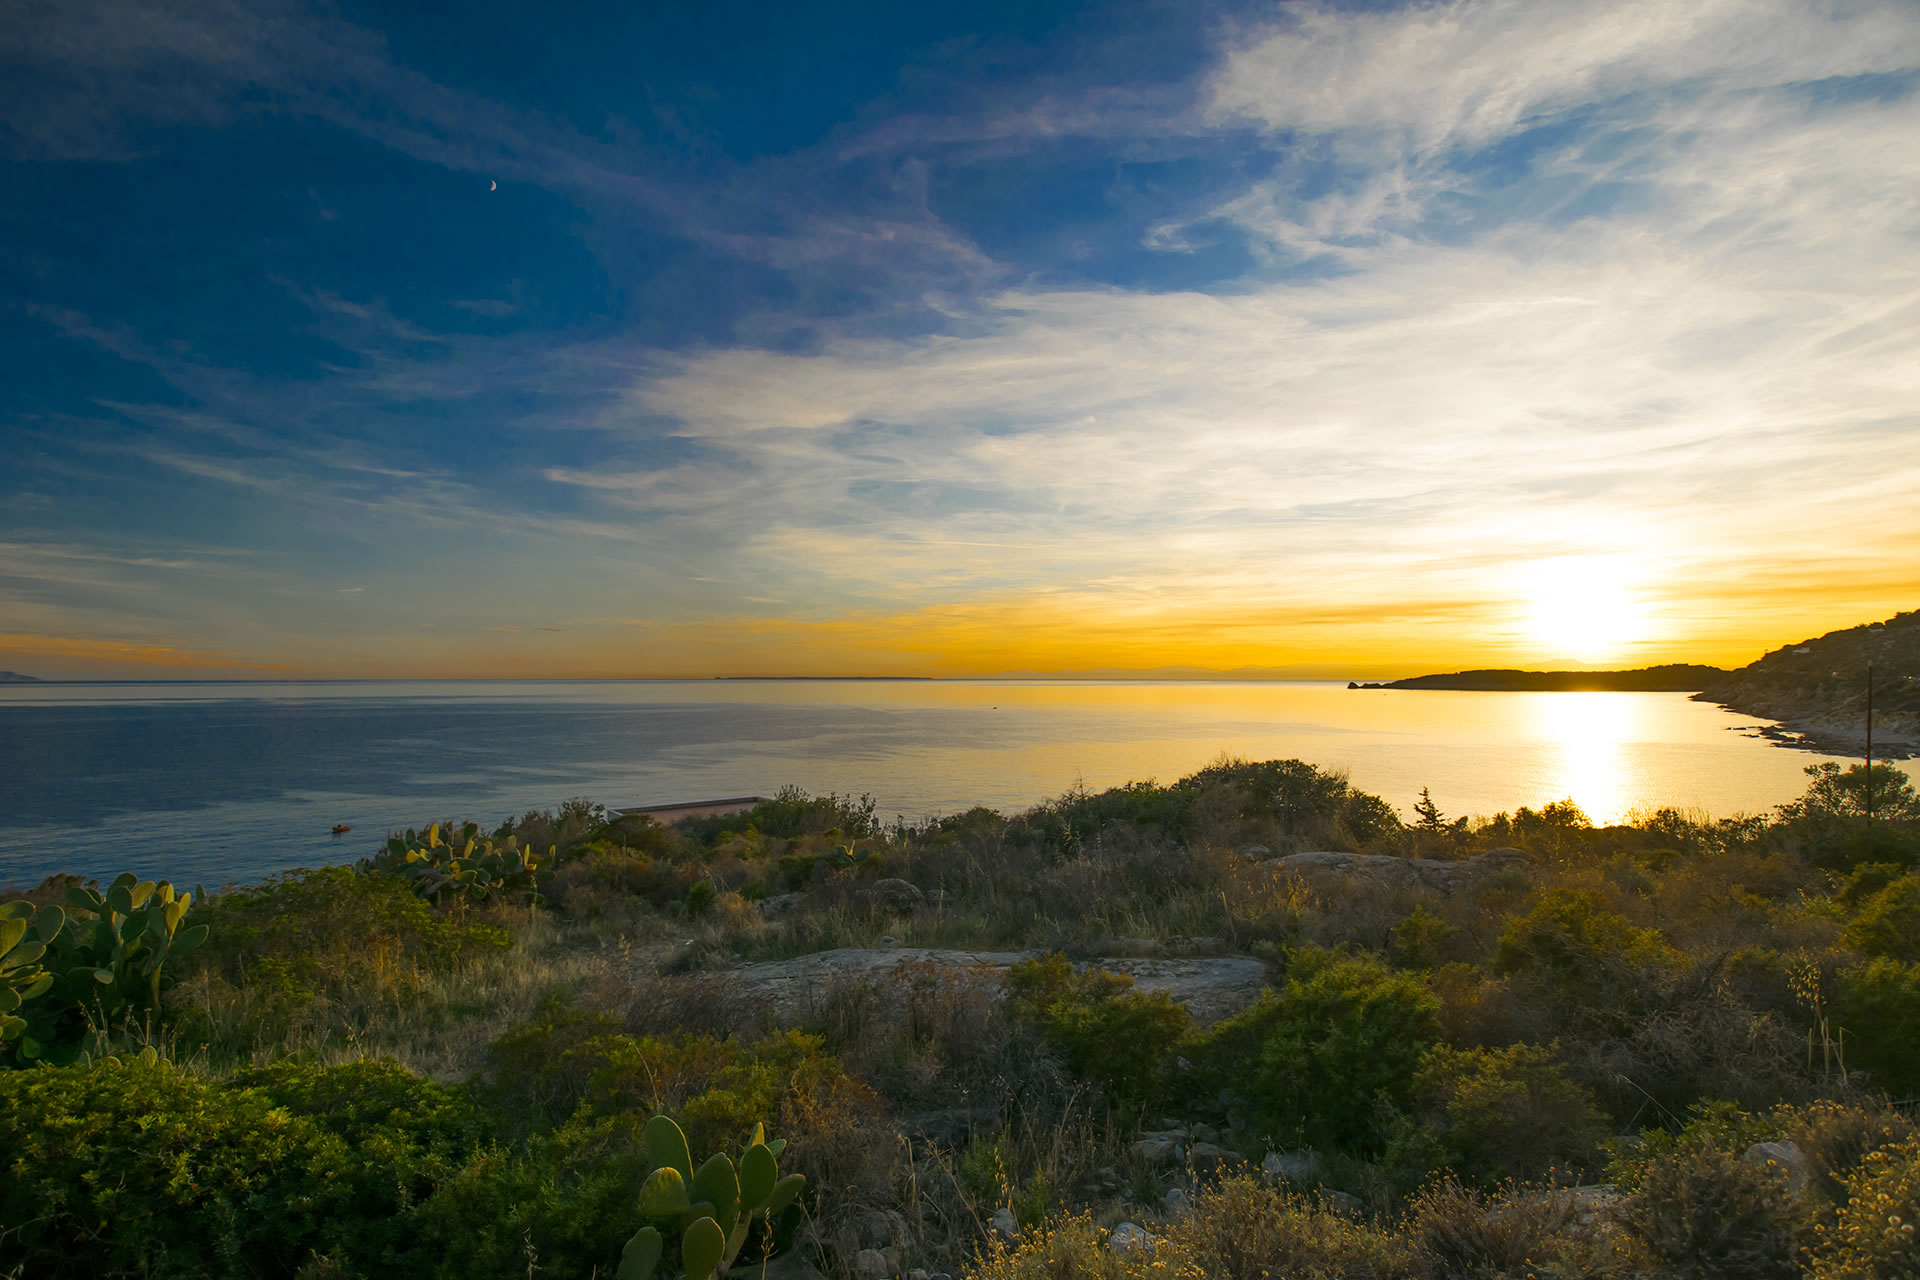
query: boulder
[
  {"left": 1742, "top": 1140, "right": 1811, "bottom": 1194},
  {"left": 1108, "top": 1223, "right": 1155, "bottom": 1256},
  {"left": 1133, "top": 1129, "right": 1187, "bottom": 1165},
  {"left": 759, "top": 892, "right": 809, "bottom": 919},
  {"left": 990, "top": 1207, "right": 1019, "bottom": 1245},
  {"left": 1163, "top": 1187, "right": 1191, "bottom": 1215},
  {"left": 852, "top": 1251, "right": 891, "bottom": 1280},
  {"left": 1186, "top": 1142, "right": 1243, "bottom": 1176},
  {"left": 863, "top": 879, "right": 926, "bottom": 912},
  {"left": 1263, "top": 1149, "right": 1321, "bottom": 1183},
  {"left": 1322, "top": 1190, "right": 1365, "bottom": 1215}
]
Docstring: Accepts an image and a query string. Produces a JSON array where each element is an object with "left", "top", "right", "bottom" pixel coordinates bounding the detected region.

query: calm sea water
[{"left": 0, "top": 679, "right": 1904, "bottom": 890}]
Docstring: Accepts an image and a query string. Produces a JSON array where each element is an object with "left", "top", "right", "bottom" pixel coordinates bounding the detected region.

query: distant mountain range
[
  {"left": 0, "top": 671, "right": 42, "bottom": 683},
  {"left": 1349, "top": 664, "right": 1726, "bottom": 692}
]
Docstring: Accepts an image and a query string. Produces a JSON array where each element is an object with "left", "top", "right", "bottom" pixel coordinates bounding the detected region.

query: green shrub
[
  {"left": 1842, "top": 874, "right": 1920, "bottom": 962},
  {"left": 1835, "top": 958, "right": 1920, "bottom": 1097},
  {"left": 0, "top": 1056, "right": 466, "bottom": 1278},
  {"left": 1004, "top": 953, "right": 1189, "bottom": 1108},
  {"left": 188, "top": 866, "right": 510, "bottom": 1001},
  {"left": 679, "top": 787, "right": 877, "bottom": 845},
  {"left": 1400, "top": 1041, "right": 1608, "bottom": 1183},
  {"left": 1491, "top": 889, "right": 1677, "bottom": 1032},
  {"left": 413, "top": 1111, "right": 653, "bottom": 1278},
  {"left": 1189, "top": 946, "right": 1438, "bottom": 1153}
]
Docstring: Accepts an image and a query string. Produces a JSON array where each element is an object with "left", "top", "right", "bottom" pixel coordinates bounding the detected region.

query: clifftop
[{"left": 1695, "top": 609, "right": 1920, "bottom": 758}]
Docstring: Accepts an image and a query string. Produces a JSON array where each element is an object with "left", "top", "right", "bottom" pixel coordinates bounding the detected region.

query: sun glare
[{"left": 1521, "top": 560, "right": 1644, "bottom": 664}]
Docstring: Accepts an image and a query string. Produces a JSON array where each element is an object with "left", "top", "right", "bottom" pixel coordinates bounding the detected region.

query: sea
[{"left": 1, "top": 679, "right": 1907, "bottom": 890}]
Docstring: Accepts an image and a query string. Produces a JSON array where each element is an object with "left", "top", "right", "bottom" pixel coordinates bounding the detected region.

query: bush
[
  {"left": 0, "top": 1056, "right": 470, "bottom": 1278},
  {"left": 1401, "top": 1042, "right": 1609, "bottom": 1183},
  {"left": 186, "top": 866, "right": 510, "bottom": 1003},
  {"left": 411, "top": 1111, "right": 652, "bottom": 1279},
  {"left": 1808, "top": 1136, "right": 1920, "bottom": 1279},
  {"left": 1004, "top": 953, "right": 1189, "bottom": 1108},
  {"left": 1491, "top": 889, "right": 1677, "bottom": 1032},
  {"left": 1842, "top": 874, "right": 1920, "bottom": 962},
  {"left": 1188, "top": 946, "right": 1438, "bottom": 1153},
  {"left": 1620, "top": 1126, "right": 1804, "bottom": 1279},
  {"left": 1407, "top": 1179, "right": 1619, "bottom": 1279},
  {"left": 1834, "top": 958, "right": 1920, "bottom": 1097}
]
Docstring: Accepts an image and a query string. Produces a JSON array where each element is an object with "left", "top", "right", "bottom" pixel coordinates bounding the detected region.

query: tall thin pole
[{"left": 1865, "top": 662, "right": 1874, "bottom": 820}]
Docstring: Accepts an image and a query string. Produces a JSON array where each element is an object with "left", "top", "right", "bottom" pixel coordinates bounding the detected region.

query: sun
[{"left": 1521, "top": 559, "right": 1645, "bottom": 664}]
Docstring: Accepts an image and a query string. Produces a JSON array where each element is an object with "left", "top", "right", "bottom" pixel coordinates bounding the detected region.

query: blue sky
[{"left": 3, "top": 0, "right": 1918, "bottom": 678}]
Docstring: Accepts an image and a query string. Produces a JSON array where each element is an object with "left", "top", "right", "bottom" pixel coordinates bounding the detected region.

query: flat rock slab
[
  {"left": 1272, "top": 848, "right": 1529, "bottom": 894},
  {"left": 728, "top": 948, "right": 1269, "bottom": 1023}
]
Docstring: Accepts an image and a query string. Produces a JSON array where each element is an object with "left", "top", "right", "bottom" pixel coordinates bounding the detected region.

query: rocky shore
[{"left": 1695, "top": 609, "right": 1920, "bottom": 761}]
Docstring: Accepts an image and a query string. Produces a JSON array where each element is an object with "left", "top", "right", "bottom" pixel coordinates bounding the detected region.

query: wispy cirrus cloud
[{"left": 3, "top": 0, "right": 1917, "bottom": 676}]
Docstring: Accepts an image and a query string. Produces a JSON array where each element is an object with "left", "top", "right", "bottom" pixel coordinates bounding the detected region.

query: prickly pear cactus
[
  {"left": 362, "top": 821, "right": 556, "bottom": 905},
  {"left": 2, "top": 873, "right": 209, "bottom": 1066},
  {"left": 623, "top": 1115, "right": 806, "bottom": 1280}
]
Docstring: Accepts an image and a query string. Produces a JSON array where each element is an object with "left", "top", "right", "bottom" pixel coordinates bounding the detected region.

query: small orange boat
[{"left": 331, "top": 824, "right": 352, "bottom": 834}]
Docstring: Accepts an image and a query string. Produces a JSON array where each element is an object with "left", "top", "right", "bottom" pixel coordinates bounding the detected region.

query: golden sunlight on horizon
[{"left": 1518, "top": 558, "right": 1652, "bottom": 665}]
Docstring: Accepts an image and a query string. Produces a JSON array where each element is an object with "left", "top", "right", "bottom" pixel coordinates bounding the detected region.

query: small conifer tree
[{"left": 1414, "top": 786, "right": 1447, "bottom": 832}]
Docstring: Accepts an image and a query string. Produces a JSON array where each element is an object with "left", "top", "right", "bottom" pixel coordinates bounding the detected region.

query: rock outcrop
[
  {"left": 1270, "top": 847, "right": 1530, "bottom": 894},
  {"left": 724, "top": 948, "right": 1269, "bottom": 1023}
]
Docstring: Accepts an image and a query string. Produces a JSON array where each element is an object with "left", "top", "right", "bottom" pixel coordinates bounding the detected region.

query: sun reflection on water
[{"left": 1531, "top": 692, "right": 1639, "bottom": 823}]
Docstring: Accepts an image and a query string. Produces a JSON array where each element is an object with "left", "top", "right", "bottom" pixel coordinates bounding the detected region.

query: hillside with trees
[{"left": 1697, "top": 609, "right": 1920, "bottom": 758}]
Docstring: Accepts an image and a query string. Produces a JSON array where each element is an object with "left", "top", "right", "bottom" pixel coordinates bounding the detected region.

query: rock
[
  {"left": 907, "top": 1271, "right": 930, "bottom": 1280},
  {"left": 1191, "top": 1123, "right": 1221, "bottom": 1144},
  {"left": 879, "top": 935, "right": 899, "bottom": 947},
  {"left": 1263, "top": 1149, "right": 1320, "bottom": 1183},
  {"left": 759, "top": 892, "right": 809, "bottom": 919},
  {"left": 856, "top": 1209, "right": 908, "bottom": 1247},
  {"left": 990, "top": 1207, "right": 1019, "bottom": 1245},
  {"left": 864, "top": 879, "right": 927, "bottom": 912},
  {"left": 1566, "top": 1184, "right": 1622, "bottom": 1227},
  {"left": 1322, "top": 1190, "right": 1365, "bottom": 1215},
  {"left": 1133, "top": 1135, "right": 1181, "bottom": 1165},
  {"left": 1186, "top": 1142, "right": 1243, "bottom": 1176},
  {"left": 1079, "top": 1166, "right": 1123, "bottom": 1196},
  {"left": 1271, "top": 848, "right": 1530, "bottom": 896},
  {"left": 724, "top": 949, "right": 1267, "bottom": 1024},
  {"left": 1742, "top": 1140, "right": 1811, "bottom": 1194},
  {"left": 1235, "top": 844, "right": 1273, "bottom": 857},
  {"left": 1108, "top": 1223, "right": 1154, "bottom": 1255},
  {"left": 852, "top": 1250, "right": 891, "bottom": 1280},
  {"left": 1163, "top": 1187, "right": 1191, "bottom": 1215}
]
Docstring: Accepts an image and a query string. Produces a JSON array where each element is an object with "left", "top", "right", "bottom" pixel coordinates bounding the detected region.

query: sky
[{"left": 2, "top": 0, "right": 1917, "bottom": 681}]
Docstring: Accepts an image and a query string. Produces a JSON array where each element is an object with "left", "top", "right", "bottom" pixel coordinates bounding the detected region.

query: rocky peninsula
[{"left": 1694, "top": 609, "right": 1920, "bottom": 760}]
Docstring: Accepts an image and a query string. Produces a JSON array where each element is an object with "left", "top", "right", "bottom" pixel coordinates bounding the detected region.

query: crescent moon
[{"left": 489, "top": 180, "right": 497, "bottom": 191}]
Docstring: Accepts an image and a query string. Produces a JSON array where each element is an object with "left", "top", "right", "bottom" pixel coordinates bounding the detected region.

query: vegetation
[{"left": 3, "top": 756, "right": 1919, "bottom": 1278}]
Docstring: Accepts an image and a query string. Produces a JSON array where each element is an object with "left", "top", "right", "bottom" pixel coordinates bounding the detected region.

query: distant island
[
  {"left": 0, "top": 670, "right": 42, "bottom": 683},
  {"left": 1349, "top": 663, "right": 1726, "bottom": 692},
  {"left": 1695, "top": 608, "right": 1918, "bottom": 759}
]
